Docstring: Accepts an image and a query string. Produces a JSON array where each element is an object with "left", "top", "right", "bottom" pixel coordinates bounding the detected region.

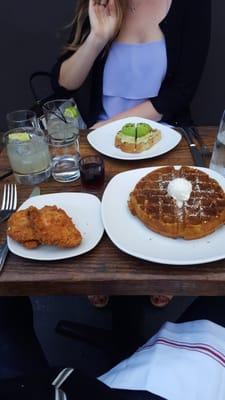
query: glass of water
[
  {"left": 43, "top": 99, "right": 80, "bottom": 182},
  {"left": 6, "top": 109, "right": 38, "bottom": 129},
  {"left": 5, "top": 127, "right": 51, "bottom": 184},
  {"left": 209, "top": 110, "right": 225, "bottom": 176}
]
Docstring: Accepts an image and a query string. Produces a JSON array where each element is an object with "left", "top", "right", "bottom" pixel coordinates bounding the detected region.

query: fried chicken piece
[
  {"left": 23, "top": 240, "right": 40, "bottom": 249},
  {"left": 28, "top": 205, "right": 82, "bottom": 248},
  {"left": 7, "top": 208, "right": 40, "bottom": 248}
]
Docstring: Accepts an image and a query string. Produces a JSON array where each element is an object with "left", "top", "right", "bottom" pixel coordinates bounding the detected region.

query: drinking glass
[
  {"left": 43, "top": 99, "right": 80, "bottom": 182},
  {"left": 5, "top": 127, "right": 51, "bottom": 184},
  {"left": 6, "top": 109, "right": 38, "bottom": 129},
  {"left": 79, "top": 155, "right": 105, "bottom": 190},
  {"left": 209, "top": 110, "right": 225, "bottom": 176}
]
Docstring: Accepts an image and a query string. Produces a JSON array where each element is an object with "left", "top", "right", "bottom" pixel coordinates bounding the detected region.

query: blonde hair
[{"left": 65, "top": 0, "right": 128, "bottom": 52}]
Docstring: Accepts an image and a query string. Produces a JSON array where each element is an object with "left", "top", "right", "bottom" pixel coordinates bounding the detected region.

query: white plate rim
[
  {"left": 87, "top": 117, "right": 181, "bottom": 160},
  {"left": 7, "top": 192, "right": 104, "bottom": 261},
  {"left": 101, "top": 166, "right": 225, "bottom": 265}
]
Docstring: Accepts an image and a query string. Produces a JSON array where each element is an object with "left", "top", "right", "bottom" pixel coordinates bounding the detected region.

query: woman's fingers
[
  {"left": 107, "top": 0, "right": 116, "bottom": 16},
  {"left": 94, "top": 3, "right": 107, "bottom": 20},
  {"left": 89, "top": 0, "right": 118, "bottom": 43}
]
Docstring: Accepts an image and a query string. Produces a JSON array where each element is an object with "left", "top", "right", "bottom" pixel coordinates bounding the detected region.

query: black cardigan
[{"left": 52, "top": 0, "right": 211, "bottom": 127}]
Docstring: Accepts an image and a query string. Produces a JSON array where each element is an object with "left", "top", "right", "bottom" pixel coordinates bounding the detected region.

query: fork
[
  {"left": 0, "top": 184, "right": 17, "bottom": 223},
  {"left": 0, "top": 184, "right": 17, "bottom": 273}
]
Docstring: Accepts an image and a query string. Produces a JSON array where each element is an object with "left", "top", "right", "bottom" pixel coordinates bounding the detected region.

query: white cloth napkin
[{"left": 99, "top": 320, "right": 225, "bottom": 400}]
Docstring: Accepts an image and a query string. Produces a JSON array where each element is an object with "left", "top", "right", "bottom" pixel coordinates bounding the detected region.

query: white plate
[
  {"left": 87, "top": 117, "right": 181, "bottom": 160},
  {"left": 7, "top": 192, "right": 104, "bottom": 261},
  {"left": 101, "top": 166, "right": 225, "bottom": 265}
]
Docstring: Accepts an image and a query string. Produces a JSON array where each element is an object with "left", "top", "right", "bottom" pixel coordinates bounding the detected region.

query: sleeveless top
[{"left": 98, "top": 38, "right": 167, "bottom": 120}]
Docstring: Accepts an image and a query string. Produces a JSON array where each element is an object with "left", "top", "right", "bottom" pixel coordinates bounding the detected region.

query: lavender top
[{"left": 98, "top": 39, "right": 167, "bottom": 121}]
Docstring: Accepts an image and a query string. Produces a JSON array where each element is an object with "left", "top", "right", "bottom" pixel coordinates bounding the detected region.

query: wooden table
[{"left": 1, "top": 127, "right": 225, "bottom": 296}]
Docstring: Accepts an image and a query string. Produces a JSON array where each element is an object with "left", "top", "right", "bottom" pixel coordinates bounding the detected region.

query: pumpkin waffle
[{"left": 128, "top": 166, "right": 225, "bottom": 239}]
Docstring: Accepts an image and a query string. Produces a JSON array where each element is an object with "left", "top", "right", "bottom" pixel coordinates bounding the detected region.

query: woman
[
  {"left": 52, "top": 0, "right": 211, "bottom": 129},
  {"left": 52, "top": 0, "right": 211, "bottom": 307}
]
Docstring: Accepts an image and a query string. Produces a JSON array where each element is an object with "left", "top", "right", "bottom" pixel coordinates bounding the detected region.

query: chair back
[{"left": 29, "top": 71, "right": 56, "bottom": 116}]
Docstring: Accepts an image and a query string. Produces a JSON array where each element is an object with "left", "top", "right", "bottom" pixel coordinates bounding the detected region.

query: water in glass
[
  {"left": 6, "top": 109, "right": 38, "bottom": 129},
  {"left": 43, "top": 99, "right": 81, "bottom": 182},
  {"left": 209, "top": 110, "right": 225, "bottom": 176}
]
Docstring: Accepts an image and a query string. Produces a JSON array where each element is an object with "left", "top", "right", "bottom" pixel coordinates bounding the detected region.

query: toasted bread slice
[
  {"left": 115, "top": 133, "right": 136, "bottom": 153},
  {"left": 115, "top": 123, "right": 136, "bottom": 153},
  {"left": 136, "top": 129, "right": 161, "bottom": 152}
]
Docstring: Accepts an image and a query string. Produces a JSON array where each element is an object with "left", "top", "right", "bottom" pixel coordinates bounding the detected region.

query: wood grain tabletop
[{"left": 1, "top": 126, "right": 225, "bottom": 296}]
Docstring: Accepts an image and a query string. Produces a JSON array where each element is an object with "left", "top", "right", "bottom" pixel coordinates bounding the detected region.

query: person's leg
[
  {"left": 150, "top": 295, "right": 173, "bottom": 308},
  {"left": 88, "top": 295, "right": 109, "bottom": 308},
  {"left": 177, "top": 296, "right": 225, "bottom": 327},
  {"left": 61, "top": 370, "right": 166, "bottom": 400},
  {"left": 112, "top": 296, "right": 143, "bottom": 362},
  {"left": 0, "top": 296, "right": 48, "bottom": 379}
]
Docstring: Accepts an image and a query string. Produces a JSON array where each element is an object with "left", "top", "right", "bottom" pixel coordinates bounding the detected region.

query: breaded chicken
[
  {"left": 28, "top": 205, "right": 82, "bottom": 248},
  {"left": 7, "top": 208, "right": 40, "bottom": 248}
]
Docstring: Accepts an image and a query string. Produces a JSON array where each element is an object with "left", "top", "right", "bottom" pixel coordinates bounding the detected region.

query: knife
[
  {"left": 0, "top": 186, "right": 41, "bottom": 273},
  {"left": 179, "top": 127, "right": 205, "bottom": 167},
  {"left": 0, "top": 169, "right": 13, "bottom": 180}
]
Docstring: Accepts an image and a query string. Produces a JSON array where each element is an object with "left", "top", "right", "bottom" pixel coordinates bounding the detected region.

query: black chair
[{"left": 29, "top": 70, "right": 56, "bottom": 116}]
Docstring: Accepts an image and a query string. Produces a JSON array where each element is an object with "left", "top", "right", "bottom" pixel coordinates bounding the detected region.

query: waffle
[{"left": 128, "top": 166, "right": 225, "bottom": 239}]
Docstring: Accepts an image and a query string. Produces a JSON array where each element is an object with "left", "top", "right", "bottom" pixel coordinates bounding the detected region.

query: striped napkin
[{"left": 99, "top": 320, "right": 225, "bottom": 400}]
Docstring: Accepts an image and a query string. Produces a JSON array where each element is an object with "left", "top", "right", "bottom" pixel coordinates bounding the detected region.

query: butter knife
[
  {"left": 180, "top": 127, "right": 205, "bottom": 167},
  {"left": 0, "top": 186, "right": 40, "bottom": 273},
  {"left": 0, "top": 169, "right": 13, "bottom": 181}
]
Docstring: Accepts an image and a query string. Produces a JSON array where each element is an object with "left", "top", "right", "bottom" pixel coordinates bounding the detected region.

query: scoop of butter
[
  {"left": 8, "top": 132, "right": 30, "bottom": 142},
  {"left": 167, "top": 178, "right": 192, "bottom": 208}
]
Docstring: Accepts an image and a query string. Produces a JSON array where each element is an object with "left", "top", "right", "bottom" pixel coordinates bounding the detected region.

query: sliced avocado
[
  {"left": 136, "top": 123, "right": 151, "bottom": 138},
  {"left": 121, "top": 123, "right": 136, "bottom": 137},
  {"left": 8, "top": 132, "right": 30, "bottom": 142}
]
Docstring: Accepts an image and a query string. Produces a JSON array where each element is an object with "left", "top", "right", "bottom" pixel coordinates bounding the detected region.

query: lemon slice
[
  {"left": 63, "top": 106, "right": 78, "bottom": 119},
  {"left": 8, "top": 132, "right": 30, "bottom": 142}
]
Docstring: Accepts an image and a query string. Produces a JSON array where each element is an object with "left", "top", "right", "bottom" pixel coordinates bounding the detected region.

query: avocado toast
[{"left": 115, "top": 122, "right": 161, "bottom": 153}]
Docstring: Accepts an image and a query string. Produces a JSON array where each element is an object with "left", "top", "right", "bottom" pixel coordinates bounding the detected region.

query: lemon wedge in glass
[
  {"left": 8, "top": 132, "right": 30, "bottom": 142},
  {"left": 63, "top": 106, "right": 78, "bottom": 119}
]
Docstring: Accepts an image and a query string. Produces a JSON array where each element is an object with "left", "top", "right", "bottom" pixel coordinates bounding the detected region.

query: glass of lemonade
[
  {"left": 5, "top": 127, "right": 51, "bottom": 184},
  {"left": 43, "top": 99, "right": 80, "bottom": 182}
]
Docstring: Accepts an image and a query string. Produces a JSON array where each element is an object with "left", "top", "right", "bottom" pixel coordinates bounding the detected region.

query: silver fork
[
  {"left": 0, "top": 184, "right": 17, "bottom": 273},
  {"left": 0, "top": 184, "right": 17, "bottom": 223}
]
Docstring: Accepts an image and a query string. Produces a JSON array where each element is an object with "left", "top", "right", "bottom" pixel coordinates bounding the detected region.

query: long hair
[{"left": 65, "top": 0, "right": 128, "bottom": 52}]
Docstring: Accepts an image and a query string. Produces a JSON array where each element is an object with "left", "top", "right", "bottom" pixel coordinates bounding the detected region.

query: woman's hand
[{"left": 89, "top": 0, "right": 119, "bottom": 46}]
